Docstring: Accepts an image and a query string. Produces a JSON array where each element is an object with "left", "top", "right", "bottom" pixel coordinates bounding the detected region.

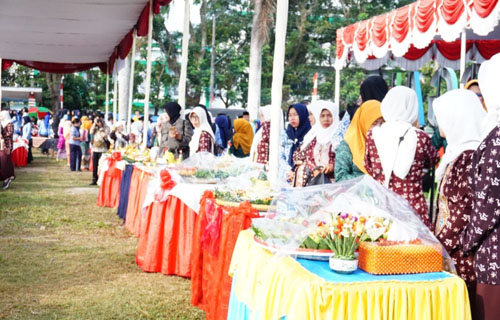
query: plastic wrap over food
[
  {"left": 171, "top": 152, "right": 263, "bottom": 184},
  {"left": 252, "top": 175, "right": 455, "bottom": 273}
]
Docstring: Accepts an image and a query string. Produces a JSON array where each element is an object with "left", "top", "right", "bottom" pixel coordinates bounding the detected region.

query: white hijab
[
  {"left": 433, "top": 89, "right": 487, "bottom": 180},
  {"left": 250, "top": 105, "right": 271, "bottom": 161},
  {"left": 478, "top": 52, "right": 500, "bottom": 137},
  {"left": 189, "top": 106, "right": 215, "bottom": 156},
  {"left": 1, "top": 111, "right": 12, "bottom": 127},
  {"left": 372, "top": 86, "right": 419, "bottom": 187},
  {"left": 301, "top": 100, "right": 339, "bottom": 148}
]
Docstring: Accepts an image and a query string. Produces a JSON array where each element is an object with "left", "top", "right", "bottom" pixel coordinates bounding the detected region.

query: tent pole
[
  {"left": 127, "top": 29, "right": 137, "bottom": 133},
  {"left": 268, "top": 0, "right": 289, "bottom": 187},
  {"left": 459, "top": 28, "right": 466, "bottom": 88},
  {"left": 334, "top": 67, "right": 340, "bottom": 108},
  {"left": 142, "top": 0, "right": 154, "bottom": 148},
  {"left": 0, "top": 58, "right": 2, "bottom": 111},
  {"left": 178, "top": 0, "right": 190, "bottom": 110},
  {"left": 105, "top": 64, "right": 109, "bottom": 119},
  {"left": 113, "top": 71, "right": 118, "bottom": 121}
]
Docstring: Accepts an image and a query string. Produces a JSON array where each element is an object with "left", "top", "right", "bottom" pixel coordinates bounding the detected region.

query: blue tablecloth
[
  {"left": 117, "top": 164, "right": 134, "bottom": 220},
  {"left": 297, "top": 258, "right": 452, "bottom": 283}
]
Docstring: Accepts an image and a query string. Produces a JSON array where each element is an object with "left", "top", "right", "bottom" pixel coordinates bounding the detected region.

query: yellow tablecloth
[{"left": 229, "top": 230, "right": 471, "bottom": 320}]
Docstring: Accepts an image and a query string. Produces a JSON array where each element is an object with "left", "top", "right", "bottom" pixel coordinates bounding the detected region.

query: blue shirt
[
  {"left": 22, "top": 123, "right": 32, "bottom": 140},
  {"left": 69, "top": 126, "right": 80, "bottom": 145}
]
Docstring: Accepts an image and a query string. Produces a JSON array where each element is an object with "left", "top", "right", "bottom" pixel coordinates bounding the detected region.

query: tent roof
[
  {"left": 0, "top": 0, "right": 171, "bottom": 74},
  {"left": 1, "top": 86, "right": 42, "bottom": 102},
  {"left": 335, "top": 0, "right": 500, "bottom": 70}
]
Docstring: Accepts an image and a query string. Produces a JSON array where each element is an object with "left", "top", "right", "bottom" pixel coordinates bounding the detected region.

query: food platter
[
  {"left": 253, "top": 235, "right": 333, "bottom": 261},
  {"left": 215, "top": 199, "right": 271, "bottom": 212}
]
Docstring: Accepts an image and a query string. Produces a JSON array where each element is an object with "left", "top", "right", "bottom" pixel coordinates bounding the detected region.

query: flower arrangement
[{"left": 301, "top": 213, "right": 392, "bottom": 260}]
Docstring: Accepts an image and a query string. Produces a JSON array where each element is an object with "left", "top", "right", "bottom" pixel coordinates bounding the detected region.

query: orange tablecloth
[
  {"left": 124, "top": 167, "right": 152, "bottom": 237},
  {"left": 97, "top": 164, "right": 122, "bottom": 208},
  {"left": 136, "top": 195, "right": 197, "bottom": 278},
  {"left": 191, "top": 191, "right": 259, "bottom": 320},
  {"left": 11, "top": 147, "right": 27, "bottom": 167}
]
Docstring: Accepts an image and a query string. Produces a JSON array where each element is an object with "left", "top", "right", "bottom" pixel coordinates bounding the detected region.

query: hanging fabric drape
[
  {"left": 335, "top": 0, "right": 500, "bottom": 71},
  {"left": 0, "top": 0, "right": 172, "bottom": 74}
]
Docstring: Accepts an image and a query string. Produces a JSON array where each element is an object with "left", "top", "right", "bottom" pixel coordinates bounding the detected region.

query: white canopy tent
[{"left": 0, "top": 0, "right": 173, "bottom": 147}]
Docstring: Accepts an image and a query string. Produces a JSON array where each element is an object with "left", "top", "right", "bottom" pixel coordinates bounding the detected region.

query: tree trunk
[
  {"left": 45, "top": 73, "right": 62, "bottom": 112},
  {"left": 200, "top": 0, "right": 207, "bottom": 59},
  {"left": 247, "top": 0, "right": 275, "bottom": 120}
]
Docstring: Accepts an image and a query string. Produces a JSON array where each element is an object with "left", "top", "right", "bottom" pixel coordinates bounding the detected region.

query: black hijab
[
  {"left": 164, "top": 102, "right": 181, "bottom": 124},
  {"left": 285, "top": 103, "right": 311, "bottom": 167},
  {"left": 360, "top": 76, "right": 389, "bottom": 103}
]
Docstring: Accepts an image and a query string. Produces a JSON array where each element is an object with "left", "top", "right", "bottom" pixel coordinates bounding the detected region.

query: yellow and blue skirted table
[{"left": 228, "top": 230, "right": 471, "bottom": 320}]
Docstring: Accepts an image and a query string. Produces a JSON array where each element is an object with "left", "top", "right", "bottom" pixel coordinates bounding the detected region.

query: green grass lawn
[{"left": 0, "top": 151, "right": 204, "bottom": 320}]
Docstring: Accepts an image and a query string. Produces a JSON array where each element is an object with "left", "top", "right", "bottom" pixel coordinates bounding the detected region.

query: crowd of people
[{"left": 2, "top": 53, "right": 500, "bottom": 318}]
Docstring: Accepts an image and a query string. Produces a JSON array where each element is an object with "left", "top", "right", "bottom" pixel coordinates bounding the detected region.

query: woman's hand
[
  {"left": 169, "top": 127, "right": 178, "bottom": 138},
  {"left": 322, "top": 164, "right": 334, "bottom": 174},
  {"left": 286, "top": 171, "right": 294, "bottom": 181}
]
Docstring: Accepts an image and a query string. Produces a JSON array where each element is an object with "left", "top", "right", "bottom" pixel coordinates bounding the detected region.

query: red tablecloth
[
  {"left": 136, "top": 195, "right": 197, "bottom": 278},
  {"left": 125, "top": 167, "right": 152, "bottom": 237},
  {"left": 11, "top": 148, "right": 27, "bottom": 167},
  {"left": 191, "top": 191, "right": 260, "bottom": 320},
  {"left": 97, "top": 163, "right": 122, "bottom": 208}
]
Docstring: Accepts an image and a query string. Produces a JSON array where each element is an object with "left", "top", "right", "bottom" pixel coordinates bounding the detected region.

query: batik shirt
[
  {"left": 462, "top": 125, "right": 500, "bottom": 285},
  {"left": 256, "top": 121, "right": 270, "bottom": 164},
  {"left": 365, "top": 129, "right": 440, "bottom": 228},
  {"left": 434, "top": 150, "right": 475, "bottom": 288},
  {"left": 291, "top": 137, "right": 335, "bottom": 187},
  {"left": 197, "top": 131, "right": 214, "bottom": 153}
]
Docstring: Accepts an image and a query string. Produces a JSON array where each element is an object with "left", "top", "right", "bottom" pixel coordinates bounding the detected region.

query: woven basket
[{"left": 358, "top": 241, "right": 443, "bottom": 275}]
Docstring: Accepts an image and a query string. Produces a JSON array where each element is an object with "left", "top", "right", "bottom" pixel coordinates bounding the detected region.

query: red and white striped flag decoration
[
  {"left": 312, "top": 72, "right": 319, "bottom": 101},
  {"left": 60, "top": 76, "right": 64, "bottom": 109}
]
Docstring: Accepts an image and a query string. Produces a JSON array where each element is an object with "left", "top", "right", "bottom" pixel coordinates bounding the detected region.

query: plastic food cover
[
  {"left": 252, "top": 175, "right": 455, "bottom": 273},
  {"left": 171, "top": 152, "right": 263, "bottom": 183}
]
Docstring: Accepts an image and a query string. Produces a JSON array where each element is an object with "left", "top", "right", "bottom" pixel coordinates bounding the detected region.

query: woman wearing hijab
[
  {"left": 22, "top": 115, "right": 33, "bottom": 164},
  {"left": 39, "top": 114, "right": 50, "bottom": 137},
  {"left": 80, "top": 116, "right": 92, "bottom": 171},
  {"left": 215, "top": 114, "right": 232, "bottom": 151},
  {"left": 335, "top": 100, "right": 383, "bottom": 182},
  {"left": 289, "top": 101, "right": 338, "bottom": 187},
  {"left": 0, "top": 111, "right": 15, "bottom": 189},
  {"left": 281, "top": 104, "right": 311, "bottom": 169},
  {"left": 230, "top": 119, "right": 254, "bottom": 158},
  {"left": 461, "top": 53, "right": 500, "bottom": 320},
  {"left": 364, "top": 86, "right": 439, "bottom": 227},
  {"left": 57, "top": 115, "right": 69, "bottom": 161},
  {"left": 160, "top": 102, "right": 193, "bottom": 157},
  {"left": 465, "top": 79, "right": 487, "bottom": 111},
  {"left": 189, "top": 106, "right": 216, "bottom": 156},
  {"left": 250, "top": 105, "right": 272, "bottom": 164},
  {"left": 360, "top": 75, "right": 389, "bottom": 104},
  {"left": 431, "top": 89, "right": 486, "bottom": 314}
]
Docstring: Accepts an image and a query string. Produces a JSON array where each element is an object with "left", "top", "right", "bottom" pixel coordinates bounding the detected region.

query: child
[{"left": 69, "top": 118, "right": 82, "bottom": 171}]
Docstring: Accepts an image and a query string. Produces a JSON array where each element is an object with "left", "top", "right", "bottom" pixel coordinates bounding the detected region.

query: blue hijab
[
  {"left": 215, "top": 115, "right": 231, "bottom": 149},
  {"left": 285, "top": 103, "right": 311, "bottom": 167}
]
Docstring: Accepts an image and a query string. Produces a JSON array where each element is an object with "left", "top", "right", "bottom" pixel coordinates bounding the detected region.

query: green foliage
[{"left": 3, "top": 0, "right": 443, "bottom": 120}]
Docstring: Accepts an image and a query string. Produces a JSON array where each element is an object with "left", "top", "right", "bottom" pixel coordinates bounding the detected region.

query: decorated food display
[
  {"left": 214, "top": 172, "right": 274, "bottom": 211},
  {"left": 252, "top": 176, "right": 451, "bottom": 275},
  {"left": 172, "top": 152, "right": 263, "bottom": 184}
]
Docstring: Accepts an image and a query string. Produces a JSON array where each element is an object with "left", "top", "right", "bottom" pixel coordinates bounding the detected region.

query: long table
[{"left": 228, "top": 230, "right": 472, "bottom": 320}]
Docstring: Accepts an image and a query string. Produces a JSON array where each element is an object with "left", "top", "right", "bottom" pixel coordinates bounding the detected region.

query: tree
[{"left": 247, "top": 0, "right": 275, "bottom": 119}]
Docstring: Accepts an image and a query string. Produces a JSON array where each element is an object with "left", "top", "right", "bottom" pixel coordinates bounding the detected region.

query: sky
[{"left": 165, "top": 0, "right": 201, "bottom": 32}]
